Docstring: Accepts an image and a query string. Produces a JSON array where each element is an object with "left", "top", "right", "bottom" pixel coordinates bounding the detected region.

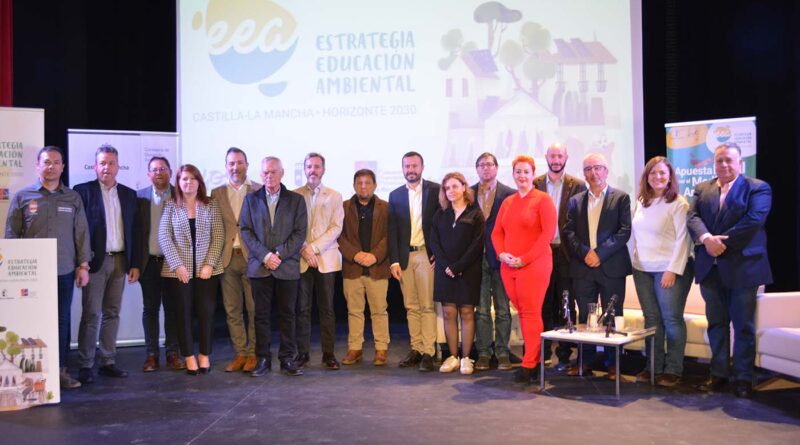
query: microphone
[
  {"left": 562, "top": 290, "right": 574, "bottom": 333},
  {"left": 598, "top": 294, "right": 618, "bottom": 325},
  {"left": 562, "top": 290, "right": 570, "bottom": 312}
]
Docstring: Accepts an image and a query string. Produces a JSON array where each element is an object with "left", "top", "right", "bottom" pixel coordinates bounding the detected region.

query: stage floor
[{"left": 2, "top": 325, "right": 799, "bottom": 444}]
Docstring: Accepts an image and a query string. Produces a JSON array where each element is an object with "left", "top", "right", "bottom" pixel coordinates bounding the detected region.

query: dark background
[{"left": 12, "top": 0, "right": 800, "bottom": 292}]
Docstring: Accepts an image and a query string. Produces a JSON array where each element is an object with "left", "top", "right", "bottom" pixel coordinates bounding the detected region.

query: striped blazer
[{"left": 158, "top": 197, "right": 225, "bottom": 278}]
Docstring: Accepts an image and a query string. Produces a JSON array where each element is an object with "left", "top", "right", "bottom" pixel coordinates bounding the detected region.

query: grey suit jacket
[
  {"left": 211, "top": 180, "right": 262, "bottom": 268},
  {"left": 239, "top": 183, "right": 307, "bottom": 280},
  {"left": 136, "top": 185, "right": 175, "bottom": 271}
]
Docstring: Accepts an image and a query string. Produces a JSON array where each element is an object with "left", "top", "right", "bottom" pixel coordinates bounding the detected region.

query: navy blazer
[
  {"left": 470, "top": 181, "right": 515, "bottom": 269},
  {"left": 239, "top": 183, "right": 307, "bottom": 280},
  {"left": 563, "top": 186, "right": 632, "bottom": 279},
  {"left": 74, "top": 179, "right": 141, "bottom": 273},
  {"left": 136, "top": 185, "right": 175, "bottom": 271},
  {"left": 686, "top": 175, "right": 772, "bottom": 288},
  {"left": 388, "top": 179, "right": 441, "bottom": 269}
]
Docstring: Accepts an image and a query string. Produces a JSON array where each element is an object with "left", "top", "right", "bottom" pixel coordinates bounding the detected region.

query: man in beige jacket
[{"left": 294, "top": 152, "right": 344, "bottom": 370}]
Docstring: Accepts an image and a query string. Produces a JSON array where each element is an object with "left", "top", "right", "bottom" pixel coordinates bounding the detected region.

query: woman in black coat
[{"left": 429, "top": 172, "right": 485, "bottom": 375}]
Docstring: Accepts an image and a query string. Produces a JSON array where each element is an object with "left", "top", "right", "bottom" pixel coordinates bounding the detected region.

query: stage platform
[{"left": 1, "top": 325, "right": 798, "bottom": 444}]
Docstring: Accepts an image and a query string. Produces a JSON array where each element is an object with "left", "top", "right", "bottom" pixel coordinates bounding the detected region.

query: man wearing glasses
[
  {"left": 470, "top": 152, "right": 516, "bottom": 371},
  {"left": 563, "top": 153, "right": 632, "bottom": 378},
  {"left": 137, "top": 157, "right": 185, "bottom": 372}
]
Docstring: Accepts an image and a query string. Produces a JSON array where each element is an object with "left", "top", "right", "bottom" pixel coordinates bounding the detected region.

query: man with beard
[
  {"left": 388, "top": 151, "right": 441, "bottom": 371},
  {"left": 211, "top": 147, "right": 262, "bottom": 373},
  {"left": 293, "top": 152, "right": 344, "bottom": 370},
  {"left": 533, "top": 143, "right": 586, "bottom": 370},
  {"left": 470, "top": 152, "right": 515, "bottom": 371}
]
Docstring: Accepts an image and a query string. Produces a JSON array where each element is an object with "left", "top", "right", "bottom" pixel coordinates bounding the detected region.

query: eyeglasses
[
  {"left": 477, "top": 162, "right": 496, "bottom": 169},
  {"left": 150, "top": 167, "right": 169, "bottom": 173},
  {"left": 583, "top": 165, "right": 607, "bottom": 173}
]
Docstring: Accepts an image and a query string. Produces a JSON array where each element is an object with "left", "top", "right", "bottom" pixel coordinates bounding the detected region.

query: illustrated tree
[
  {"left": 438, "top": 29, "right": 478, "bottom": 70},
  {"left": 473, "top": 2, "right": 521, "bottom": 56},
  {"left": 0, "top": 330, "right": 22, "bottom": 363},
  {"left": 497, "top": 22, "right": 556, "bottom": 102}
]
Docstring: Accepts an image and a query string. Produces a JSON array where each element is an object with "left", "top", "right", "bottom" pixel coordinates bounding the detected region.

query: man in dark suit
[
  {"left": 533, "top": 143, "right": 587, "bottom": 370},
  {"left": 563, "top": 152, "right": 631, "bottom": 378},
  {"left": 687, "top": 142, "right": 772, "bottom": 399},
  {"left": 240, "top": 156, "right": 307, "bottom": 377},
  {"left": 470, "top": 152, "right": 516, "bottom": 371},
  {"left": 74, "top": 145, "right": 141, "bottom": 384},
  {"left": 137, "top": 156, "right": 184, "bottom": 372},
  {"left": 388, "top": 151, "right": 441, "bottom": 371}
]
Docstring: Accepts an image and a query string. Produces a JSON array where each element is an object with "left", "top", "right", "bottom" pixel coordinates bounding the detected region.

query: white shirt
[
  {"left": 545, "top": 174, "right": 564, "bottom": 244},
  {"left": 629, "top": 196, "right": 691, "bottom": 274},
  {"left": 587, "top": 185, "right": 607, "bottom": 249},
  {"left": 101, "top": 182, "right": 124, "bottom": 252},
  {"left": 226, "top": 180, "right": 251, "bottom": 249},
  {"left": 407, "top": 182, "right": 425, "bottom": 247}
]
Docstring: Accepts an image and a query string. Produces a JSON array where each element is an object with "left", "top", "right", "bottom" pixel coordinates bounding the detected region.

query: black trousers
[
  {"left": 252, "top": 275, "right": 298, "bottom": 362},
  {"left": 296, "top": 268, "right": 337, "bottom": 356},
  {"left": 542, "top": 247, "right": 576, "bottom": 361},
  {"left": 574, "top": 268, "right": 626, "bottom": 365},
  {"left": 167, "top": 276, "right": 219, "bottom": 357}
]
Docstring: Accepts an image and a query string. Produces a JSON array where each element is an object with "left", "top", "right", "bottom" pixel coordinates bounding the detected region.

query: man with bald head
[
  {"left": 533, "top": 143, "right": 586, "bottom": 369},
  {"left": 687, "top": 143, "right": 772, "bottom": 399},
  {"left": 563, "top": 153, "right": 631, "bottom": 378},
  {"left": 240, "top": 156, "right": 307, "bottom": 377}
]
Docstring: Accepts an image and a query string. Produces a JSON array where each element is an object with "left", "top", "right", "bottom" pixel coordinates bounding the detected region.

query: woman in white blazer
[{"left": 159, "top": 164, "right": 225, "bottom": 375}]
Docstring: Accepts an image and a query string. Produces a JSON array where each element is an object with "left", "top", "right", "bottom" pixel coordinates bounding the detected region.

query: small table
[{"left": 540, "top": 327, "right": 657, "bottom": 398}]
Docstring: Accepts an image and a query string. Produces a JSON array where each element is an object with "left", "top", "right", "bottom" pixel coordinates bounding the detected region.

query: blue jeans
[
  {"left": 632, "top": 259, "right": 694, "bottom": 375},
  {"left": 700, "top": 267, "right": 758, "bottom": 382},
  {"left": 475, "top": 258, "right": 511, "bottom": 359},
  {"left": 57, "top": 272, "right": 75, "bottom": 369}
]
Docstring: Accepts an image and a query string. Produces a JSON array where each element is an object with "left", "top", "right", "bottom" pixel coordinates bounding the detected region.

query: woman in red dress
[{"left": 491, "top": 155, "right": 557, "bottom": 383}]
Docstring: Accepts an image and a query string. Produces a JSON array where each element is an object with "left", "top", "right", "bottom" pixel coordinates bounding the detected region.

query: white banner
[
  {"left": 0, "top": 239, "right": 60, "bottom": 409},
  {"left": 0, "top": 107, "right": 44, "bottom": 230},
  {"left": 67, "top": 129, "right": 178, "bottom": 346}
]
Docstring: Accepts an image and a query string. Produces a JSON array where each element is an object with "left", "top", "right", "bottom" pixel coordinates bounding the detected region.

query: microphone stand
[
  {"left": 562, "top": 291, "right": 574, "bottom": 333},
  {"left": 598, "top": 295, "right": 627, "bottom": 338}
]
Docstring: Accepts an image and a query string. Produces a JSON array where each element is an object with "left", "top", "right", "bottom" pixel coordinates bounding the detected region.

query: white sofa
[{"left": 755, "top": 292, "right": 800, "bottom": 379}]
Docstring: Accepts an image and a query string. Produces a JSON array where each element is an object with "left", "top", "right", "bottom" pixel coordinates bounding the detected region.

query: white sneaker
[
  {"left": 439, "top": 355, "right": 460, "bottom": 373},
  {"left": 460, "top": 358, "right": 475, "bottom": 375}
]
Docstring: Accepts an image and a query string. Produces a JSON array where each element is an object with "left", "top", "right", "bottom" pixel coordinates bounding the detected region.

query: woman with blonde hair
[{"left": 429, "top": 172, "right": 485, "bottom": 375}]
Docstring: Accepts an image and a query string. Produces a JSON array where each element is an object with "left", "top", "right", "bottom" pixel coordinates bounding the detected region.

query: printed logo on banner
[
  {"left": 192, "top": 0, "right": 299, "bottom": 97},
  {"left": 0, "top": 289, "right": 9, "bottom": 299},
  {"left": 0, "top": 188, "right": 9, "bottom": 200},
  {"left": 20, "top": 288, "right": 28, "bottom": 297}
]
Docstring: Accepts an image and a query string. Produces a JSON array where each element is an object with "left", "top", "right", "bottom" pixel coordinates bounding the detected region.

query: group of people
[{"left": 5, "top": 141, "right": 771, "bottom": 399}]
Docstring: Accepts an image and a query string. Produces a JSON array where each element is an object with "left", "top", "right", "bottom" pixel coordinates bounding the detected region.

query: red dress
[{"left": 491, "top": 189, "right": 557, "bottom": 369}]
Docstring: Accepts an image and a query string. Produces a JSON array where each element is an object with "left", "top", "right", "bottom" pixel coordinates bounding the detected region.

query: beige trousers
[
  {"left": 399, "top": 249, "right": 437, "bottom": 356},
  {"left": 343, "top": 275, "right": 390, "bottom": 351}
]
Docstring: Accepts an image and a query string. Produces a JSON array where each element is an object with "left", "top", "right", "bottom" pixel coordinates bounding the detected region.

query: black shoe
[
  {"left": 322, "top": 353, "right": 340, "bottom": 370},
  {"left": 198, "top": 367, "right": 211, "bottom": 375},
  {"left": 509, "top": 352, "right": 523, "bottom": 365},
  {"left": 697, "top": 376, "right": 728, "bottom": 392},
  {"left": 398, "top": 350, "right": 422, "bottom": 368},
  {"left": 294, "top": 352, "right": 310, "bottom": 368},
  {"left": 418, "top": 354, "right": 434, "bottom": 372},
  {"left": 250, "top": 358, "right": 271, "bottom": 377},
  {"left": 186, "top": 368, "right": 199, "bottom": 376},
  {"left": 78, "top": 367, "right": 94, "bottom": 384},
  {"left": 733, "top": 380, "right": 754, "bottom": 399},
  {"left": 280, "top": 360, "right": 304, "bottom": 376},
  {"left": 98, "top": 364, "right": 128, "bottom": 378},
  {"left": 514, "top": 365, "right": 540, "bottom": 384}
]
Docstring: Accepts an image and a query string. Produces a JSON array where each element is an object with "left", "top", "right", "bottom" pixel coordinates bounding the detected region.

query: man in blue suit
[
  {"left": 470, "top": 152, "right": 515, "bottom": 371},
  {"left": 74, "top": 145, "right": 141, "bottom": 384},
  {"left": 240, "top": 156, "right": 307, "bottom": 377},
  {"left": 388, "top": 151, "right": 441, "bottom": 372},
  {"left": 563, "top": 153, "right": 631, "bottom": 378},
  {"left": 687, "top": 142, "right": 772, "bottom": 399}
]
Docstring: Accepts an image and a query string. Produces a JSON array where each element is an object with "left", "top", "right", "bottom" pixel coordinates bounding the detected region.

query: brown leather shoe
[
  {"left": 565, "top": 364, "right": 593, "bottom": 376},
  {"left": 166, "top": 353, "right": 186, "bottom": 370},
  {"left": 243, "top": 355, "right": 258, "bottom": 372},
  {"left": 373, "top": 350, "right": 388, "bottom": 366},
  {"left": 225, "top": 354, "right": 248, "bottom": 372},
  {"left": 607, "top": 365, "right": 618, "bottom": 381},
  {"left": 342, "top": 350, "right": 363, "bottom": 365},
  {"left": 142, "top": 355, "right": 158, "bottom": 372}
]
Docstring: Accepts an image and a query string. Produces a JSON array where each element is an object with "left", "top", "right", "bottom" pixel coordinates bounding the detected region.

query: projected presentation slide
[{"left": 178, "top": 0, "right": 643, "bottom": 196}]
